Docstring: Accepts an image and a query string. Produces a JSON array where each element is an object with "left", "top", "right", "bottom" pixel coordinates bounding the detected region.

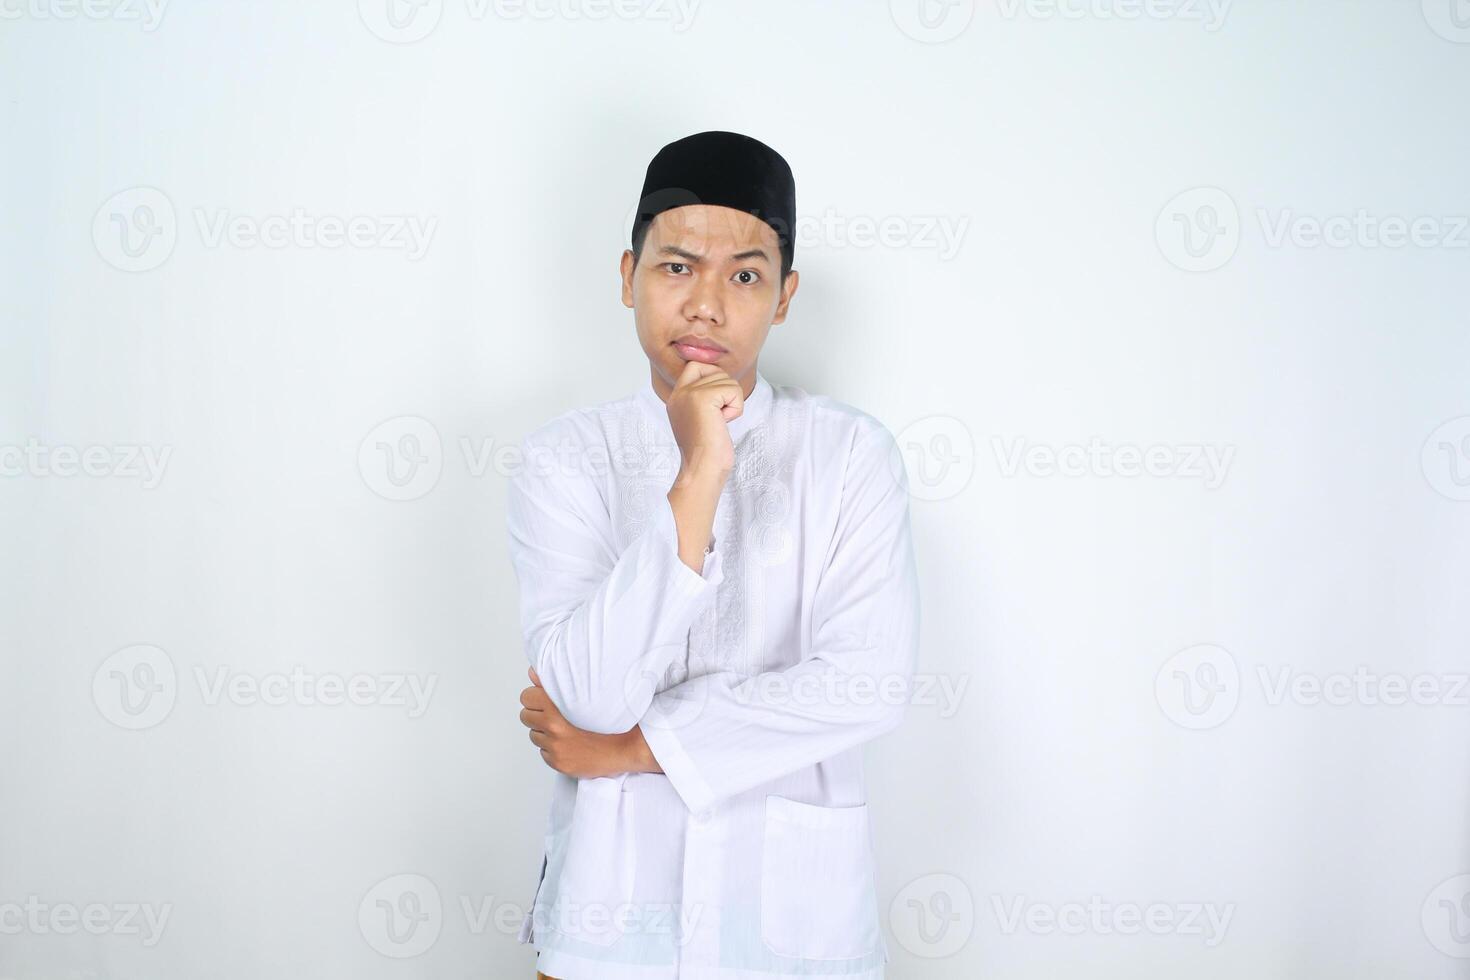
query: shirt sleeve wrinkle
[
  {"left": 507, "top": 432, "right": 724, "bottom": 735},
  {"left": 641, "top": 421, "right": 920, "bottom": 813}
]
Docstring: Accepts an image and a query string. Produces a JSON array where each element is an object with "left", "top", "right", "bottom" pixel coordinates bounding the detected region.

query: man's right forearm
[{"left": 667, "top": 466, "right": 726, "bottom": 574}]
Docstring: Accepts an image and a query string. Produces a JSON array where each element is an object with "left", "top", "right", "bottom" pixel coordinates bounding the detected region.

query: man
[{"left": 507, "top": 130, "right": 920, "bottom": 979}]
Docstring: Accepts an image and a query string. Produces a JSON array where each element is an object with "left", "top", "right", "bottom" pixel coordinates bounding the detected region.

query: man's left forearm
[{"left": 620, "top": 726, "right": 663, "bottom": 774}]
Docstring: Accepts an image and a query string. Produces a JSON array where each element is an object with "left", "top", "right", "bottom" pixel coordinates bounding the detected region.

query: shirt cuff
[
  {"left": 649, "top": 490, "right": 724, "bottom": 589},
  {"left": 639, "top": 710, "right": 717, "bottom": 816}
]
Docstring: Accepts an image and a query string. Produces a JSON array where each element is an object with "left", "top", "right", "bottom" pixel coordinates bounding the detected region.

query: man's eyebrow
[{"left": 656, "top": 244, "right": 772, "bottom": 265}]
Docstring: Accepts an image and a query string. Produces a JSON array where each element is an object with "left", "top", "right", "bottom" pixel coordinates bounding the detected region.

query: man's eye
[
  {"left": 734, "top": 270, "right": 760, "bottom": 285},
  {"left": 665, "top": 262, "right": 689, "bottom": 275}
]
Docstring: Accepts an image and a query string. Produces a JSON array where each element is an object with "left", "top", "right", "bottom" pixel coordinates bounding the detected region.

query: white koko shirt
[{"left": 506, "top": 370, "right": 920, "bottom": 979}]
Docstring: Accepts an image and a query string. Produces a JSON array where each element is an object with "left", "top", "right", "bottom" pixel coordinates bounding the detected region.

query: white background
[{"left": 3, "top": 0, "right": 1470, "bottom": 977}]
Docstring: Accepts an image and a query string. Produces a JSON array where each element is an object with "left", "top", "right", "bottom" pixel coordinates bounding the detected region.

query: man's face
[{"left": 620, "top": 204, "right": 799, "bottom": 397}]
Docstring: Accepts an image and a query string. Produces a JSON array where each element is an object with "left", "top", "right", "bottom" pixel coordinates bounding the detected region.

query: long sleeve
[
  {"left": 639, "top": 423, "right": 921, "bottom": 813},
  {"left": 506, "top": 430, "right": 724, "bottom": 734}
]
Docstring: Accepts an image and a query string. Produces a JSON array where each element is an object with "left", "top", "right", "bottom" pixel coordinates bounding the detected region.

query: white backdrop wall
[{"left": 3, "top": 1, "right": 1469, "bottom": 977}]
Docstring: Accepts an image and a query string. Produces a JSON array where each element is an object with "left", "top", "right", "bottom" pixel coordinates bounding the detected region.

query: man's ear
[
  {"left": 620, "top": 249, "right": 636, "bottom": 309},
  {"left": 770, "top": 268, "right": 800, "bottom": 325}
]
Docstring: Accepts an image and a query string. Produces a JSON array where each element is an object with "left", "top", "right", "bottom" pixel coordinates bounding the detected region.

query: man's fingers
[
  {"left": 519, "top": 685, "right": 548, "bottom": 709},
  {"left": 518, "top": 707, "right": 545, "bottom": 731},
  {"left": 528, "top": 729, "right": 550, "bottom": 749}
]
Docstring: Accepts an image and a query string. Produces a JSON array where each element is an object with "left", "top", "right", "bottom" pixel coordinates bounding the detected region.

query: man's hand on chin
[{"left": 518, "top": 667, "right": 662, "bottom": 779}]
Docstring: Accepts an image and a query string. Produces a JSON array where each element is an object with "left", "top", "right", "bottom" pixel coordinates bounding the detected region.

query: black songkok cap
[{"left": 632, "top": 130, "right": 796, "bottom": 276}]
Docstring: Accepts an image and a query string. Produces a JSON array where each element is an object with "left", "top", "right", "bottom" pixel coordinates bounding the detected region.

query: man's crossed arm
[{"left": 508, "top": 424, "right": 919, "bottom": 814}]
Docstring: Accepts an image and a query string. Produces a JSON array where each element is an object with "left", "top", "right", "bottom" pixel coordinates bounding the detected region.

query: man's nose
[{"left": 683, "top": 273, "right": 723, "bottom": 325}]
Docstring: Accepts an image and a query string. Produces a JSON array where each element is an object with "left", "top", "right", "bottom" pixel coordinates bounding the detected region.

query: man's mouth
[{"left": 672, "top": 335, "right": 727, "bottom": 363}]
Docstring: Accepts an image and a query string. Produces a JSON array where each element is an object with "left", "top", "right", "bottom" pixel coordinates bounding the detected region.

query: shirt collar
[{"left": 636, "top": 369, "right": 773, "bottom": 445}]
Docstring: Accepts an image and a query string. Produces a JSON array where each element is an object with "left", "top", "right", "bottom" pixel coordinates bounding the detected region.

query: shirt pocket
[
  {"left": 553, "top": 775, "right": 638, "bottom": 947},
  {"left": 759, "top": 795, "right": 882, "bottom": 960}
]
